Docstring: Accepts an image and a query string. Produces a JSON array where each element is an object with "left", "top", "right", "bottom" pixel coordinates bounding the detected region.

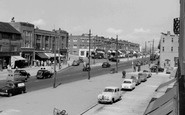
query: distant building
[
  {"left": 69, "top": 34, "right": 140, "bottom": 57},
  {"left": 159, "top": 31, "right": 179, "bottom": 68},
  {"left": 0, "top": 22, "right": 22, "bottom": 70},
  {"left": 9, "top": 22, "right": 35, "bottom": 66}
]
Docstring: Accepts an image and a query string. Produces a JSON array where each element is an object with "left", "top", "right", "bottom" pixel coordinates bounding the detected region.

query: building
[
  {"left": 9, "top": 22, "right": 35, "bottom": 66},
  {"left": 159, "top": 31, "right": 179, "bottom": 68},
  {"left": 0, "top": 22, "right": 22, "bottom": 70},
  {"left": 69, "top": 34, "right": 140, "bottom": 57}
]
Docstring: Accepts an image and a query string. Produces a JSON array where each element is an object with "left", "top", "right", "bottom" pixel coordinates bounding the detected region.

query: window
[
  {"left": 162, "top": 47, "right": 164, "bottom": 52},
  {"left": 171, "top": 47, "right": 173, "bottom": 52},
  {"left": 163, "top": 38, "right": 165, "bottom": 43},
  {"left": 81, "top": 51, "right": 84, "bottom": 56},
  {"left": 172, "top": 38, "right": 173, "bottom": 42}
]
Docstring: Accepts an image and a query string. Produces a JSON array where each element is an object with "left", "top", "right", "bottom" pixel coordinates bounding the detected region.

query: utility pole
[
  {"left": 152, "top": 39, "right": 154, "bottom": 56},
  {"left": 88, "top": 29, "right": 91, "bottom": 80},
  {"left": 145, "top": 41, "right": 147, "bottom": 57},
  {"left": 53, "top": 30, "right": 57, "bottom": 88},
  {"left": 93, "top": 35, "right": 96, "bottom": 64},
  {"left": 116, "top": 35, "right": 118, "bottom": 73}
]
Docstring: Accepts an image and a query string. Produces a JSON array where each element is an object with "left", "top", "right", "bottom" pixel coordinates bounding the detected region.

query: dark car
[
  {"left": 36, "top": 69, "right": 53, "bottom": 79},
  {"left": 14, "top": 69, "right": 30, "bottom": 79},
  {"left": 83, "top": 64, "right": 91, "bottom": 71},
  {"left": 102, "top": 62, "right": 111, "bottom": 68},
  {"left": 150, "top": 65, "right": 164, "bottom": 72},
  {"left": 72, "top": 60, "right": 80, "bottom": 66},
  {"left": 109, "top": 57, "right": 120, "bottom": 62},
  {"left": 0, "top": 81, "right": 26, "bottom": 97}
]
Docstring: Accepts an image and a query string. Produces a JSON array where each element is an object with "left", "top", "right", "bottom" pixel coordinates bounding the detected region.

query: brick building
[{"left": 0, "top": 22, "right": 22, "bottom": 70}]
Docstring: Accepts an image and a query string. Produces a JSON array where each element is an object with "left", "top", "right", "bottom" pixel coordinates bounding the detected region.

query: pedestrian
[
  {"left": 122, "top": 70, "right": 126, "bottom": 78},
  {"left": 138, "top": 65, "right": 141, "bottom": 72},
  {"left": 133, "top": 65, "right": 136, "bottom": 72}
]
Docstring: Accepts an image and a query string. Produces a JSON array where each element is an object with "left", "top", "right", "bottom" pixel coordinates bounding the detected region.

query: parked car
[
  {"left": 143, "top": 70, "right": 152, "bottom": 78},
  {"left": 83, "top": 63, "right": 91, "bottom": 71},
  {"left": 150, "top": 65, "right": 164, "bottom": 72},
  {"left": 125, "top": 73, "right": 141, "bottom": 86},
  {"left": 72, "top": 60, "right": 80, "bottom": 66},
  {"left": 36, "top": 68, "right": 53, "bottom": 79},
  {"left": 121, "top": 79, "right": 136, "bottom": 90},
  {"left": 0, "top": 81, "right": 26, "bottom": 97},
  {"left": 109, "top": 57, "right": 120, "bottom": 62},
  {"left": 102, "top": 62, "right": 111, "bottom": 68},
  {"left": 6, "top": 69, "right": 29, "bottom": 82},
  {"left": 138, "top": 72, "right": 147, "bottom": 82},
  {"left": 98, "top": 86, "right": 122, "bottom": 104},
  {"left": 166, "top": 67, "right": 174, "bottom": 74}
]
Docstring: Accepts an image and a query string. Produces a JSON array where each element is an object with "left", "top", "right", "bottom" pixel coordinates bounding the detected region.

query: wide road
[{"left": 0, "top": 57, "right": 149, "bottom": 98}]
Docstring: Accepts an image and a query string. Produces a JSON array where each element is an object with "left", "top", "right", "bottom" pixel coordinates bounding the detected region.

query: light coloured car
[
  {"left": 125, "top": 73, "right": 141, "bottom": 86},
  {"left": 121, "top": 79, "right": 136, "bottom": 90},
  {"left": 143, "top": 70, "right": 152, "bottom": 78},
  {"left": 98, "top": 86, "right": 122, "bottom": 104}
]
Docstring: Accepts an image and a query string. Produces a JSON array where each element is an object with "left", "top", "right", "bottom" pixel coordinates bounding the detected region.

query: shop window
[{"left": 81, "top": 51, "right": 85, "bottom": 56}]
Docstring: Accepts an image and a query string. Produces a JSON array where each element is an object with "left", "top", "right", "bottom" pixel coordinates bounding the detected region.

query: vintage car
[
  {"left": 166, "top": 67, "right": 174, "bottom": 74},
  {"left": 0, "top": 81, "right": 26, "bottom": 97},
  {"left": 36, "top": 68, "right": 53, "bottom": 79},
  {"left": 102, "top": 62, "right": 111, "bottom": 68},
  {"left": 150, "top": 65, "right": 164, "bottom": 72},
  {"left": 143, "top": 70, "right": 152, "bottom": 78},
  {"left": 138, "top": 72, "right": 147, "bottom": 82},
  {"left": 6, "top": 69, "right": 30, "bottom": 82},
  {"left": 98, "top": 86, "right": 122, "bottom": 104},
  {"left": 124, "top": 73, "right": 141, "bottom": 86},
  {"left": 121, "top": 79, "right": 136, "bottom": 90},
  {"left": 72, "top": 60, "right": 80, "bottom": 66}
]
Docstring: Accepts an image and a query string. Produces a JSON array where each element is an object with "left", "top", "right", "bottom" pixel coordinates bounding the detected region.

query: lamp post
[
  {"left": 116, "top": 35, "right": 118, "bottom": 73},
  {"left": 53, "top": 30, "right": 57, "bottom": 88},
  {"left": 88, "top": 29, "right": 91, "bottom": 80}
]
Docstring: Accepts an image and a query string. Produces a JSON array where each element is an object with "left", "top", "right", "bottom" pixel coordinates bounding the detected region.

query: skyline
[{"left": 0, "top": 0, "right": 180, "bottom": 47}]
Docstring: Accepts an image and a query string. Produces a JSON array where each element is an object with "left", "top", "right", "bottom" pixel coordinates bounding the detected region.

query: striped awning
[{"left": 36, "top": 52, "right": 49, "bottom": 59}]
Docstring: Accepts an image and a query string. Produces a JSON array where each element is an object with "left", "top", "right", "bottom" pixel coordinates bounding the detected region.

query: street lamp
[
  {"left": 53, "top": 30, "right": 57, "bottom": 88},
  {"left": 116, "top": 35, "right": 118, "bottom": 73},
  {"left": 88, "top": 29, "right": 91, "bottom": 80}
]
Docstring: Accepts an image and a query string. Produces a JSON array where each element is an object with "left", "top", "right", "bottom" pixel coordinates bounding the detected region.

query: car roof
[
  {"left": 6, "top": 81, "right": 24, "bottom": 84},
  {"left": 123, "top": 79, "right": 133, "bottom": 81},
  {"left": 105, "top": 86, "right": 119, "bottom": 89}
]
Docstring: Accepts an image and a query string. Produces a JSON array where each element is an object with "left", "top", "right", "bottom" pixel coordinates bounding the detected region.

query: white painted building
[
  {"left": 159, "top": 31, "right": 179, "bottom": 68},
  {"left": 79, "top": 49, "right": 94, "bottom": 57}
]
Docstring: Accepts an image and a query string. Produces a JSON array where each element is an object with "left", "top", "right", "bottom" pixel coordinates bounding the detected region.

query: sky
[{"left": 0, "top": 0, "right": 180, "bottom": 48}]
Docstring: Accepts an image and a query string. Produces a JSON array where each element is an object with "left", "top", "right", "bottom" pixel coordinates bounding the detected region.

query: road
[{"left": 0, "top": 57, "right": 149, "bottom": 99}]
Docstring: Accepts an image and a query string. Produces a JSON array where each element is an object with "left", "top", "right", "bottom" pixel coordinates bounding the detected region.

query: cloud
[
  {"left": 106, "top": 27, "right": 122, "bottom": 34},
  {"left": 32, "top": 19, "right": 46, "bottom": 26},
  {"left": 134, "top": 28, "right": 150, "bottom": 33}
]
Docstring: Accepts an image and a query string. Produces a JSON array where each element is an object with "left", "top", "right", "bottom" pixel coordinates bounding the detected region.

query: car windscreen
[
  {"left": 123, "top": 81, "right": 131, "bottom": 83},
  {"left": 37, "top": 70, "right": 43, "bottom": 75},
  {"left": 104, "top": 88, "right": 114, "bottom": 92}
]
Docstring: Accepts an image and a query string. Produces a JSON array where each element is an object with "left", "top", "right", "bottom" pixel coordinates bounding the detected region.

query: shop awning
[
  {"left": 11, "top": 56, "right": 26, "bottom": 61},
  {"left": 36, "top": 52, "right": 49, "bottom": 59},
  {"left": 45, "top": 53, "right": 55, "bottom": 58},
  {"left": 144, "top": 85, "right": 177, "bottom": 115}
]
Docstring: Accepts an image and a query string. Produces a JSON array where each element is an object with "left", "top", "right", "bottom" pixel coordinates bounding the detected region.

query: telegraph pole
[
  {"left": 88, "top": 29, "right": 91, "bottom": 80},
  {"left": 116, "top": 35, "right": 118, "bottom": 73},
  {"left": 53, "top": 30, "right": 57, "bottom": 88}
]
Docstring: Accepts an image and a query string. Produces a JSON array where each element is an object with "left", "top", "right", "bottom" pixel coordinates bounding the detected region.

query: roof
[
  {"left": 144, "top": 84, "right": 177, "bottom": 115},
  {"left": 105, "top": 86, "right": 119, "bottom": 89},
  {"left": 0, "top": 22, "right": 20, "bottom": 34}
]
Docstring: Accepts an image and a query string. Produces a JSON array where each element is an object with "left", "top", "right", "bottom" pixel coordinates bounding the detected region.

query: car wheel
[
  {"left": 111, "top": 98, "right": 114, "bottom": 104},
  {"left": 8, "top": 92, "right": 12, "bottom": 97}
]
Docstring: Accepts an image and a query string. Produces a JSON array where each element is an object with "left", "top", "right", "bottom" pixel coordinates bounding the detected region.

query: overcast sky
[{"left": 0, "top": 0, "right": 180, "bottom": 47}]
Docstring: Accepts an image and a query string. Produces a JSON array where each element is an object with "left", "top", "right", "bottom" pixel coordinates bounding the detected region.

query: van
[
  {"left": 125, "top": 73, "right": 141, "bottom": 85},
  {"left": 138, "top": 72, "right": 147, "bottom": 82},
  {"left": 6, "top": 69, "right": 28, "bottom": 82}
]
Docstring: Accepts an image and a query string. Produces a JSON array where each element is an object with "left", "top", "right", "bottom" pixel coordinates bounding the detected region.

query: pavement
[{"left": 0, "top": 57, "right": 172, "bottom": 115}]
